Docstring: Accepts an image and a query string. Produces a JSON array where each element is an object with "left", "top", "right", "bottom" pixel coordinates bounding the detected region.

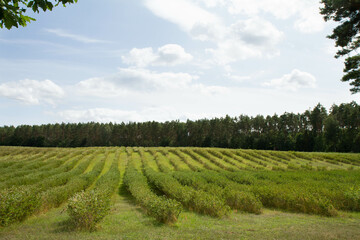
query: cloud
[
  {"left": 195, "top": 0, "right": 225, "bottom": 8},
  {"left": 45, "top": 29, "right": 110, "bottom": 43},
  {"left": 294, "top": 5, "right": 325, "bottom": 33},
  {"left": 231, "top": 18, "right": 283, "bottom": 47},
  {"left": 55, "top": 106, "right": 212, "bottom": 123},
  {"left": 227, "top": 0, "right": 299, "bottom": 19},
  {"left": 226, "top": 0, "right": 325, "bottom": 33},
  {"left": 0, "top": 79, "right": 64, "bottom": 104},
  {"left": 77, "top": 68, "right": 227, "bottom": 97},
  {"left": 122, "top": 44, "right": 193, "bottom": 67},
  {"left": 263, "top": 69, "right": 317, "bottom": 91},
  {"left": 57, "top": 108, "right": 142, "bottom": 123},
  {"left": 144, "top": 0, "right": 283, "bottom": 64},
  {"left": 144, "top": 0, "right": 226, "bottom": 42},
  {"left": 144, "top": 0, "right": 220, "bottom": 33},
  {"left": 206, "top": 18, "right": 283, "bottom": 64}
]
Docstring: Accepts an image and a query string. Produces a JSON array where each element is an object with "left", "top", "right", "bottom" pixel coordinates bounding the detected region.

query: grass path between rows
[{"left": 1, "top": 184, "right": 360, "bottom": 240}]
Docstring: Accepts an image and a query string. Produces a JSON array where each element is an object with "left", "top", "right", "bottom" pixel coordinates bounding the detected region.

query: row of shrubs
[
  {"left": 0, "top": 151, "right": 105, "bottom": 226},
  {"left": 168, "top": 149, "right": 201, "bottom": 171},
  {"left": 67, "top": 150, "right": 121, "bottom": 230},
  {"left": 0, "top": 149, "right": 85, "bottom": 184},
  {"left": 0, "top": 150, "right": 58, "bottom": 175},
  {"left": 0, "top": 154, "right": 80, "bottom": 190},
  {"left": 39, "top": 152, "right": 104, "bottom": 211},
  {"left": 207, "top": 149, "right": 244, "bottom": 170},
  {"left": 146, "top": 148, "right": 358, "bottom": 217},
  {"left": 163, "top": 151, "right": 184, "bottom": 171},
  {"left": 180, "top": 149, "right": 217, "bottom": 171},
  {"left": 140, "top": 150, "right": 231, "bottom": 218},
  {"left": 197, "top": 170, "right": 262, "bottom": 213},
  {"left": 171, "top": 170, "right": 262, "bottom": 214},
  {"left": 193, "top": 149, "right": 238, "bottom": 171},
  {"left": 123, "top": 154, "right": 182, "bottom": 224},
  {"left": 222, "top": 170, "right": 360, "bottom": 216},
  {"left": 221, "top": 150, "right": 263, "bottom": 170}
]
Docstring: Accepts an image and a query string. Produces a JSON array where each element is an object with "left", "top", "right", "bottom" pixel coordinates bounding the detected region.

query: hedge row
[
  {"left": 67, "top": 150, "right": 121, "bottom": 230},
  {"left": 140, "top": 151, "right": 230, "bottom": 218},
  {"left": 172, "top": 170, "right": 262, "bottom": 214},
  {"left": 123, "top": 155, "right": 182, "bottom": 224},
  {"left": 0, "top": 151, "right": 105, "bottom": 226}
]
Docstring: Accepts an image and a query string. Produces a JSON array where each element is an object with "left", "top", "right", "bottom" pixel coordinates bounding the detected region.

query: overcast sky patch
[{"left": 0, "top": 79, "right": 64, "bottom": 105}]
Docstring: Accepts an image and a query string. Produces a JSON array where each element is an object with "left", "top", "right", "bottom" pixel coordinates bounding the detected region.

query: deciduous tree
[
  {"left": 0, "top": 0, "right": 77, "bottom": 29},
  {"left": 320, "top": 0, "right": 360, "bottom": 93}
]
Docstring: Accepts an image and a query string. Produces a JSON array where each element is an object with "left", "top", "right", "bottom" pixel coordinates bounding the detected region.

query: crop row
[
  {"left": 0, "top": 150, "right": 85, "bottom": 190},
  {"left": 0, "top": 150, "right": 106, "bottom": 226},
  {"left": 140, "top": 150, "right": 231, "bottom": 218},
  {"left": 172, "top": 148, "right": 360, "bottom": 171},
  {"left": 0, "top": 149, "right": 82, "bottom": 183},
  {"left": 223, "top": 170, "right": 360, "bottom": 215},
  {"left": 67, "top": 149, "right": 121, "bottom": 230},
  {"left": 123, "top": 152, "right": 182, "bottom": 224},
  {"left": 148, "top": 150, "right": 262, "bottom": 214}
]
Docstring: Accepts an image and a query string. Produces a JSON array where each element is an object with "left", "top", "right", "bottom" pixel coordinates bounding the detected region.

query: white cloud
[
  {"left": 77, "top": 68, "right": 227, "bottom": 97},
  {"left": 56, "top": 106, "right": 211, "bottom": 123},
  {"left": 76, "top": 77, "right": 129, "bottom": 98},
  {"left": 231, "top": 18, "right": 283, "bottom": 47},
  {"left": 227, "top": 0, "right": 299, "bottom": 19},
  {"left": 57, "top": 108, "right": 142, "bottom": 123},
  {"left": 144, "top": 0, "right": 226, "bottom": 42},
  {"left": 195, "top": 0, "right": 225, "bottom": 8},
  {"left": 263, "top": 69, "right": 317, "bottom": 91},
  {"left": 144, "top": 0, "right": 220, "bottom": 32},
  {"left": 206, "top": 18, "right": 283, "bottom": 64},
  {"left": 45, "top": 28, "right": 110, "bottom": 43},
  {"left": 122, "top": 44, "right": 193, "bottom": 67},
  {"left": 226, "top": 0, "right": 325, "bottom": 33},
  {"left": 294, "top": 5, "right": 325, "bottom": 33},
  {"left": 144, "top": 0, "right": 284, "bottom": 64},
  {"left": 0, "top": 79, "right": 64, "bottom": 104}
]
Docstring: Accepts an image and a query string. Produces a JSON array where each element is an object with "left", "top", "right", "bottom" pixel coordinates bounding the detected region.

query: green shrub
[
  {"left": 224, "top": 189, "right": 262, "bottom": 214},
  {"left": 143, "top": 164, "right": 230, "bottom": 218},
  {"left": 123, "top": 161, "right": 182, "bottom": 224},
  {"left": 0, "top": 186, "right": 41, "bottom": 226},
  {"left": 344, "top": 187, "right": 360, "bottom": 211},
  {"left": 67, "top": 189, "right": 110, "bottom": 231}
]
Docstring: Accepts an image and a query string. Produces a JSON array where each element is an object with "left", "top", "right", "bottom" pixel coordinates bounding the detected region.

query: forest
[{"left": 0, "top": 102, "right": 359, "bottom": 152}]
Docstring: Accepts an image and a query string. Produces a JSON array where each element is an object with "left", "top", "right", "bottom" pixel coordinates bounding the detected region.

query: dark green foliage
[
  {"left": 0, "top": 0, "right": 78, "bottom": 29},
  {"left": 0, "top": 102, "right": 359, "bottom": 153},
  {"left": 320, "top": 0, "right": 360, "bottom": 93}
]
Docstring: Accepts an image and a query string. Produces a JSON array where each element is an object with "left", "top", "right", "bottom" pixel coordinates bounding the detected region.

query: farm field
[{"left": 0, "top": 146, "right": 360, "bottom": 240}]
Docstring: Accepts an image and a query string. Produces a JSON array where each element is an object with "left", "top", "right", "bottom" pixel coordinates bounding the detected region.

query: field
[{"left": 0, "top": 146, "right": 360, "bottom": 240}]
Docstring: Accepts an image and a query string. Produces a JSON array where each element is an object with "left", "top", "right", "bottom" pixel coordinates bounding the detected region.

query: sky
[{"left": 0, "top": 0, "right": 358, "bottom": 126}]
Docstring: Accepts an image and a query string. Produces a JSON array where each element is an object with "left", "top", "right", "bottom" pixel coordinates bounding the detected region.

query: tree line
[{"left": 0, "top": 102, "right": 359, "bottom": 152}]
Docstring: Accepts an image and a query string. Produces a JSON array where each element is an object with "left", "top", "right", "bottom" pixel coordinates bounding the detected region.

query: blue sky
[{"left": 0, "top": 0, "right": 358, "bottom": 125}]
